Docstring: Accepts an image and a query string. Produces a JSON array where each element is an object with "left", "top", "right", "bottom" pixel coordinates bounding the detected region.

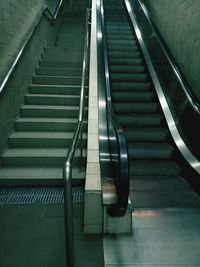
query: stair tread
[
  {"left": 2, "top": 148, "right": 86, "bottom": 157},
  {"left": 33, "top": 75, "right": 82, "bottom": 79},
  {"left": 0, "top": 167, "right": 85, "bottom": 179},
  {"left": 16, "top": 117, "right": 79, "bottom": 123},
  {"left": 21, "top": 105, "right": 79, "bottom": 110},
  {"left": 26, "top": 94, "right": 80, "bottom": 98},
  {"left": 9, "top": 131, "right": 87, "bottom": 139},
  {"left": 37, "top": 67, "right": 82, "bottom": 71},
  {"left": 29, "top": 84, "right": 83, "bottom": 88}
]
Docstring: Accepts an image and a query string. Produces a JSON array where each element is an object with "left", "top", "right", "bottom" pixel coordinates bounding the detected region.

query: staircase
[
  {"left": 104, "top": 0, "right": 199, "bottom": 207},
  {"left": 0, "top": 14, "right": 88, "bottom": 186}
]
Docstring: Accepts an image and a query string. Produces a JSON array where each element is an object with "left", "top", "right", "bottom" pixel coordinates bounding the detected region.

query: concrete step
[
  {"left": 39, "top": 61, "right": 82, "bottom": 68},
  {"left": 29, "top": 84, "right": 86, "bottom": 95},
  {"left": 0, "top": 166, "right": 86, "bottom": 186},
  {"left": 42, "top": 53, "right": 84, "bottom": 62},
  {"left": 44, "top": 46, "right": 84, "bottom": 54},
  {"left": 36, "top": 67, "right": 83, "bottom": 76},
  {"left": 2, "top": 148, "right": 87, "bottom": 166},
  {"left": 9, "top": 131, "right": 87, "bottom": 148},
  {"left": 20, "top": 105, "right": 81, "bottom": 118},
  {"left": 15, "top": 117, "right": 87, "bottom": 132},
  {"left": 32, "top": 75, "right": 83, "bottom": 86},
  {"left": 25, "top": 94, "right": 82, "bottom": 106}
]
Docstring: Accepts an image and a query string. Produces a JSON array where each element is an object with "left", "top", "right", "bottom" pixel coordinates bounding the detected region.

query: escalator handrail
[
  {"left": 63, "top": 7, "right": 90, "bottom": 266},
  {"left": 137, "top": 0, "right": 200, "bottom": 114},
  {"left": 0, "top": 0, "right": 64, "bottom": 95},
  {"left": 98, "top": 0, "right": 130, "bottom": 216}
]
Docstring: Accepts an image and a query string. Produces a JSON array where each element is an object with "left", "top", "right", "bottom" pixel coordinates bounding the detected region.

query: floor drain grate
[{"left": 0, "top": 187, "right": 84, "bottom": 205}]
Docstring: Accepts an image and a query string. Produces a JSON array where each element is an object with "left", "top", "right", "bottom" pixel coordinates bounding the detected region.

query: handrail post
[
  {"left": 80, "top": 127, "right": 83, "bottom": 169},
  {"left": 63, "top": 161, "right": 74, "bottom": 267},
  {"left": 62, "top": 5, "right": 91, "bottom": 266}
]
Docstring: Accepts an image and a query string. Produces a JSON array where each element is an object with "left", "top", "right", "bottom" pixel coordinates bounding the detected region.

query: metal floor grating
[{"left": 0, "top": 187, "right": 84, "bottom": 205}]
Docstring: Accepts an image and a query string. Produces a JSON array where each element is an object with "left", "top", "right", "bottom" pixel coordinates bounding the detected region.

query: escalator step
[
  {"left": 106, "top": 17, "right": 128, "bottom": 21},
  {"left": 110, "top": 65, "right": 145, "bottom": 73},
  {"left": 108, "top": 40, "right": 137, "bottom": 46},
  {"left": 106, "top": 35, "right": 136, "bottom": 41},
  {"left": 130, "top": 160, "right": 181, "bottom": 175},
  {"left": 118, "top": 114, "right": 163, "bottom": 127},
  {"left": 109, "top": 51, "right": 141, "bottom": 59},
  {"left": 114, "top": 102, "right": 159, "bottom": 114},
  {"left": 109, "top": 58, "right": 143, "bottom": 66},
  {"left": 108, "top": 45, "right": 139, "bottom": 52},
  {"left": 106, "top": 28, "right": 132, "bottom": 33},
  {"left": 106, "top": 29, "right": 134, "bottom": 35},
  {"left": 112, "top": 92, "right": 154, "bottom": 102},
  {"left": 128, "top": 143, "right": 174, "bottom": 159},
  {"left": 106, "top": 22, "right": 131, "bottom": 26},
  {"left": 111, "top": 82, "right": 151, "bottom": 91},
  {"left": 106, "top": 26, "right": 132, "bottom": 31},
  {"left": 125, "top": 127, "right": 168, "bottom": 142},
  {"left": 111, "top": 73, "right": 148, "bottom": 82}
]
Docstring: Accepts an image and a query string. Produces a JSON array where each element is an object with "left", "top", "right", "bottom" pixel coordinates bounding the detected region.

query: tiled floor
[
  {"left": 104, "top": 208, "right": 200, "bottom": 266},
  {"left": 0, "top": 203, "right": 104, "bottom": 267}
]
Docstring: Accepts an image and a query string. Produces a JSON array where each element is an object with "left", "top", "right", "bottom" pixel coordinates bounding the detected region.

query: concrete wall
[
  {"left": 143, "top": 0, "right": 200, "bottom": 102},
  {"left": 0, "top": 0, "right": 64, "bottom": 154},
  {"left": 0, "top": 0, "right": 59, "bottom": 81}
]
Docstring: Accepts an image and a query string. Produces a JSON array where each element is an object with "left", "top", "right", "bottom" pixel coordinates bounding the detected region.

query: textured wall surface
[
  {"left": 0, "top": 0, "right": 43, "bottom": 80},
  {"left": 143, "top": 0, "right": 200, "bottom": 101},
  {"left": 0, "top": 0, "right": 59, "bottom": 81}
]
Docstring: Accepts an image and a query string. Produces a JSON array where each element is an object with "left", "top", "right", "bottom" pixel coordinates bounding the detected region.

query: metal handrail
[
  {"left": 0, "top": 0, "right": 64, "bottom": 94},
  {"left": 63, "top": 7, "right": 90, "bottom": 267},
  {"left": 138, "top": 0, "right": 200, "bottom": 114},
  {"left": 99, "top": 0, "right": 130, "bottom": 216}
]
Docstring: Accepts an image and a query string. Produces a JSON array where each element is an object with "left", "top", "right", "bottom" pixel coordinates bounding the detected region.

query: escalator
[{"left": 103, "top": 0, "right": 200, "bottom": 208}]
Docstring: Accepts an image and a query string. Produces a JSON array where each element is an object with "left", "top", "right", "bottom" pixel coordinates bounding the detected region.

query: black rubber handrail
[
  {"left": 138, "top": 0, "right": 200, "bottom": 114},
  {"left": 0, "top": 0, "right": 64, "bottom": 94},
  {"left": 98, "top": 0, "right": 130, "bottom": 217}
]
